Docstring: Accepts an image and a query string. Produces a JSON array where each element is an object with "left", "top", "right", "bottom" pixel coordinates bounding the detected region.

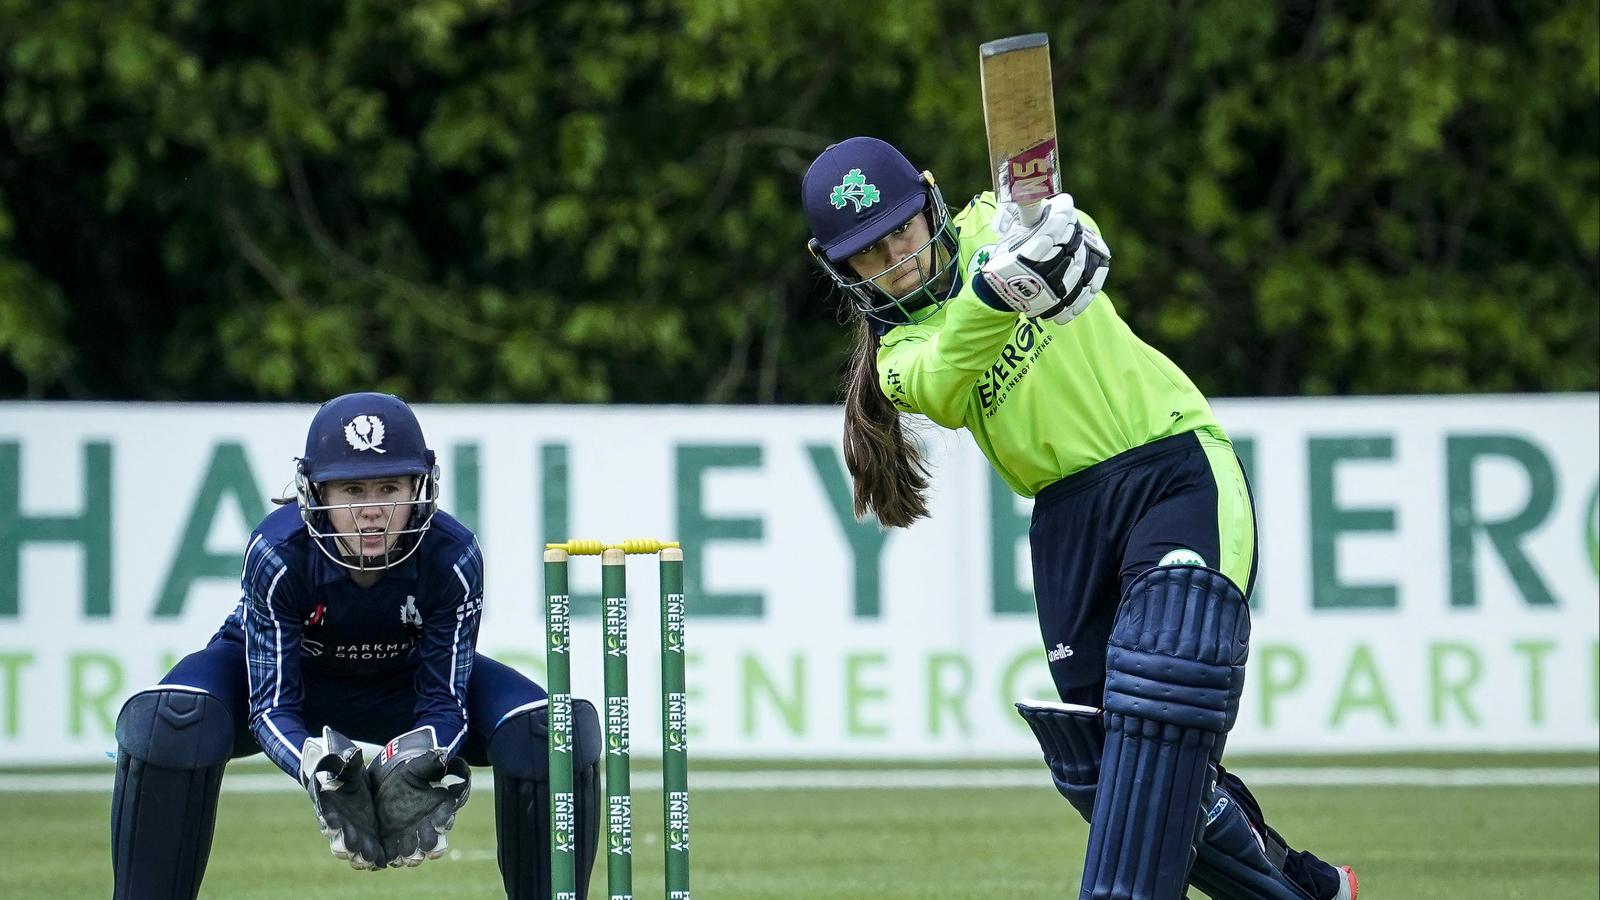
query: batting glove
[
  {"left": 367, "top": 726, "right": 472, "bottom": 868},
  {"left": 976, "top": 193, "right": 1111, "bottom": 325},
  {"left": 299, "top": 726, "right": 385, "bottom": 871}
]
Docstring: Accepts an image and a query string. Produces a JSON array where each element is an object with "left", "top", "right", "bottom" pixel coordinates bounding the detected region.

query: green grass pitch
[{"left": 6, "top": 754, "right": 1597, "bottom": 898}]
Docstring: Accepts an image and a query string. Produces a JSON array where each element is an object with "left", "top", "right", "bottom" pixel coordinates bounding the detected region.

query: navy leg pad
[
  {"left": 489, "top": 698, "right": 601, "bottom": 900},
  {"left": 116, "top": 686, "right": 234, "bottom": 768},
  {"left": 1080, "top": 565, "right": 1250, "bottom": 900},
  {"left": 1017, "top": 698, "right": 1313, "bottom": 900},
  {"left": 111, "top": 688, "right": 235, "bottom": 900},
  {"left": 1015, "top": 699, "right": 1103, "bottom": 821}
]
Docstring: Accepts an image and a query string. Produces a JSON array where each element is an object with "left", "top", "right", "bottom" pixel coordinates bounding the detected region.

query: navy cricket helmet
[
  {"left": 295, "top": 392, "right": 440, "bottom": 572},
  {"left": 802, "top": 136, "right": 959, "bottom": 325}
]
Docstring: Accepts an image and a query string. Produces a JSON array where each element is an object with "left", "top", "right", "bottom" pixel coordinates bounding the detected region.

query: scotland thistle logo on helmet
[{"left": 344, "top": 415, "right": 387, "bottom": 453}]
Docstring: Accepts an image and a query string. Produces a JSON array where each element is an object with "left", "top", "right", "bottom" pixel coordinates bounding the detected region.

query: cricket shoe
[{"left": 1332, "top": 865, "right": 1359, "bottom": 900}]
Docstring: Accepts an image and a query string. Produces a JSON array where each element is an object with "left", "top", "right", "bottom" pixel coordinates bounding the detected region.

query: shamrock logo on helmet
[
  {"left": 830, "top": 168, "right": 881, "bottom": 212},
  {"left": 344, "top": 415, "right": 387, "bottom": 453}
]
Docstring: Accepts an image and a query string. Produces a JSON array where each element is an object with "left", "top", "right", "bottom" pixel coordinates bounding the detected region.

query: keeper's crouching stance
[{"left": 109, "top": 393, "right": 602, "bottom": 899}]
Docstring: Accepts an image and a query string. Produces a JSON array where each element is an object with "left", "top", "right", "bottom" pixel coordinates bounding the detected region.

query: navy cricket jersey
[{"left": 213, "top": 504, "right": 485, "bottom": 778}]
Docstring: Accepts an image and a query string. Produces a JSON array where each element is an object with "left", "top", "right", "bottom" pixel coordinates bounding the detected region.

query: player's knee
[
  {"left": 1106, "top": 564, "right": 1250, "bottom": 734},
  {"left": 488, "top": 701, "right": 549, "bottom": 781},
  {"left": 115, "top": 687, "right": 234, "bottom": 769},
  {"left": 487, "top": 698, "right": 600, "bottom": 781}
]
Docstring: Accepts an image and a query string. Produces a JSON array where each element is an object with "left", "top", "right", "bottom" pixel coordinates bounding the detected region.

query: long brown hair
[{"left": 842, "top": 316, "right": 930, "bottom": 527}]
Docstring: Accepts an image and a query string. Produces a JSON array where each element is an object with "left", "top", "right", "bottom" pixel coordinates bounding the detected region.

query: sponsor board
[{"left": 0, "top": 396, "right": 1596, "bottom": 762}]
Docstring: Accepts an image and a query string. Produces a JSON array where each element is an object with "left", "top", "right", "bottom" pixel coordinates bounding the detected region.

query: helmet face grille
[
  {"left": 298, "top": 469, "right": 441, "bottom": 573},
  {"left": 817, "top": 182, "right": 961, "bottom": 326}
]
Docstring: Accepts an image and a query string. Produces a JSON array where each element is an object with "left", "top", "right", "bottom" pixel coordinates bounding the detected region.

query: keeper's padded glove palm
[
  {"left": 368, "top": 726, "right": 472, "bottom": 867},
  {"left": 976, "top": 193, "right": 1112, "bottom": 325},
  {"left": 300, "top": 726, "right": 385, "bottom": 871}
]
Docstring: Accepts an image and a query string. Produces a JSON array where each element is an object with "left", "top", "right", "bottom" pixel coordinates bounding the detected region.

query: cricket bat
[{"left": 979, "top": 33, "right": 1061, "bottom": 227}]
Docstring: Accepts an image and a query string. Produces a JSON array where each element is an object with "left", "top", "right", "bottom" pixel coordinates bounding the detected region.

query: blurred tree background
[{"left": 0, "top": 0, "right": 1595, "bottom": 403}]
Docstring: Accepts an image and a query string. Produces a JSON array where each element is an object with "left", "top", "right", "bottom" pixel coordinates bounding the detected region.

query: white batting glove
[
  {"left": 991, "top": 192, "right": 1077, "bottom": 241},
  {"left": 976, "top": 193, "right": 1111, "bottom": 324}
]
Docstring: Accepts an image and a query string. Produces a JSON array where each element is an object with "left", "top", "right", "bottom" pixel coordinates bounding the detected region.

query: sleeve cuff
[{"left": 969, "top": 270, "right": 1014, "bottom": 312}]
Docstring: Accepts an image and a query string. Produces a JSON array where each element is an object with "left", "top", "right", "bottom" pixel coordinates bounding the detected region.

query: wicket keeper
[
  {"left": 109, "top": 392, "right": 602, "bottom": 898},
  {"left": 802, "top": 136, "right": 1360, "bottom": 900}
]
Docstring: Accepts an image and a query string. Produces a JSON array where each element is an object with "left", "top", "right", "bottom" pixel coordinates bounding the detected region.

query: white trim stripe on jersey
[
  {"left": 241, "top": 533, "right": 265, "bottom": 580},
  {"left": 444, "top": 561, "right": 473, "bottom": 756},
  {"left": 243, "top": 545, "right": 302, "bottom": 768},
  {"left": 450, "top": 563, "right": 469, "bottom": 700},
  {"left": 264, "top": 566, "right": 288, "bottom": 706},
  {"left": 233, "top": 534, "right": 266, "bottom": 694},
  {"left": 263, "top": 714, "right": 301, "bottom": 763}
]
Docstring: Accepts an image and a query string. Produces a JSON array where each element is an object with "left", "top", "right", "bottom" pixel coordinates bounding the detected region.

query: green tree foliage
[{"left": 0, "top": 0, "right": 1595, "bottom": 401}]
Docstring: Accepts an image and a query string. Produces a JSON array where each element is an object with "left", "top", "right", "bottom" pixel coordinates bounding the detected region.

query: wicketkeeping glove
[
  {"left": 367, "top": 726, "right": 472, "bottom": 868},
  {"left": 299, "top": 726, "right": 385, "bottom": 871},
  {"left": 975, "top": 193, "right": 1112, "bottom": 325}
]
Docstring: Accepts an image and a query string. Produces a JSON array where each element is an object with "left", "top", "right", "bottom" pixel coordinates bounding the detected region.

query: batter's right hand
[
  {"left": 976, "top": 193, "right": 1111, "bottom": 324},
  {"left": 300, "top": 726, "right": 385, "bottom": 871}
]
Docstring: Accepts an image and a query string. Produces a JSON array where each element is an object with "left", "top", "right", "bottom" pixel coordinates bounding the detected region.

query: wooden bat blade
[{"left": 979, "top": 32, "right": 1060, "bottom": 215}]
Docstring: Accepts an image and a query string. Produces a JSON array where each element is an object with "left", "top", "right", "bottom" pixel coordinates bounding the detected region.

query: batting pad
[
  {"left": 1019, "top": 699, "right": 1314, "bottom": 899},
  {"left": 1080, "top": 565, "right": 1250, "bottom": 900},
  {"left": 1015, "top": 698, "right": 1104, "bottom": 821},
  {"left": 1191, "top": 788, "right": 1317, "bottom": 900}
]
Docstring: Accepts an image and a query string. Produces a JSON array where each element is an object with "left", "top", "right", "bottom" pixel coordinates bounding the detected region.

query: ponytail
[{"left": 841, "top": 317, "right": 931, "bottom": 528}]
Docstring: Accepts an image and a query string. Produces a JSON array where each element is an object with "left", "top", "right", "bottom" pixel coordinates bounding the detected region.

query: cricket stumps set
[{"left": 545, "top": 539, "right": 690, "bottom": 900}]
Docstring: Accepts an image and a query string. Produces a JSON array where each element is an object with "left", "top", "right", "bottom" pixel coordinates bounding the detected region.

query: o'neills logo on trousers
[{"left": 1048, "top": 642, "right": 1074, "bottom": 662}]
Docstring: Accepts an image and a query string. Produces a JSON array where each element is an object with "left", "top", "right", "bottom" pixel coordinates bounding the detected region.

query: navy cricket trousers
[
  {"left": 159, "top": 637, "right": 546, "bottom": 767},
  {"left": 1030, "top": 427, "right": 1257, "bottom": 708},
  {"left": 1029, "top": 428, "right": 1344, "bottom": 898}
]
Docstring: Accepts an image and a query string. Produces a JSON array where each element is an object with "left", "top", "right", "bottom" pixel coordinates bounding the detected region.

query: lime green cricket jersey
[{"left": 877, "top": 192, "right": 1222, "bottom": 498}]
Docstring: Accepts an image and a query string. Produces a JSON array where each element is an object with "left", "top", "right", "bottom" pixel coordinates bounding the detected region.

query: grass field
[{"left": 6, "top": 753, "right": 1597, "bottom": 898}]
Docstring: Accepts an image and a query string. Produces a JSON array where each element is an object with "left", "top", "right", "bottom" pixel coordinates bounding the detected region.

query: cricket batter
[
  {"left": 802, "top": 136, "right": 1360, "bottom": 900},
  {"left": 109, "top": 392, "right": 601, "bottom": 899}
]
